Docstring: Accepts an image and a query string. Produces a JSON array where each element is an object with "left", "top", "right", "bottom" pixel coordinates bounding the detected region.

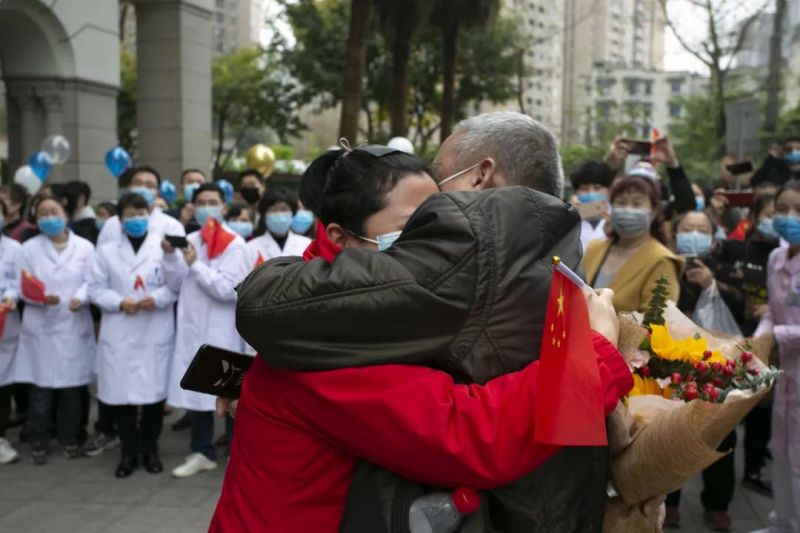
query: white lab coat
[
  {"left": 0, "top": 237, "right": 22, "bottom": 387},
  {"left": 13, "top": 233, "right": 96, "bottom": 388},
  {"left": 246, "top": 231, "right": 311, "bottom": 269},
  {"left": 97, "top": 208, "right": 185, "bottom": 247},
  {"left": 580, "top": 218, "right": 608, "bottom": 253},
  {"left": 164, "top": 226, "right": 249, "bottom": 411},
  {"left": 90, "top": 232, "right": 178, "bottom": 405}
]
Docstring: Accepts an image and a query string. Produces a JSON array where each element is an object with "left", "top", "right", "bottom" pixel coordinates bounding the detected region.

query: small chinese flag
[
  {"left": 200, "top": 218, "right": 235, "bottom": 260},
  {"left": 650, "top": 127, "right": 662, "bottom": 158},
  {"left": 253, "top": 253, "right": 265, "bottom": 269},
  {"left": 133, "top": 275, "right": 145, "bottom": 292},
  {"left": 0, "top": 307, "right": 7, "bottom": 339},
  {"left": 21, "top": 270, "right": 46, "bottom": 304},
  {"left": 534, "top": 268, "right": 606, "bottom": 446}
]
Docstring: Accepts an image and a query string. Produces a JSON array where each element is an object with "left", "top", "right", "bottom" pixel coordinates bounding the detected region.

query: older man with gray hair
[{"left": 432, "top": 111, "right": 565, "bottom": 198}]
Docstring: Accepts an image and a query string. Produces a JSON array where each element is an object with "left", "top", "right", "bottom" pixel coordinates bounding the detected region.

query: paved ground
[{"left": 0, "top": 411, "right": 776, "bottom": 532}]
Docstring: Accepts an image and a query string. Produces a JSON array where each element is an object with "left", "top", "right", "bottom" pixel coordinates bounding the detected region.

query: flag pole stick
[{"left": 552, "top": 256, "right": 586, "bottom": 289}]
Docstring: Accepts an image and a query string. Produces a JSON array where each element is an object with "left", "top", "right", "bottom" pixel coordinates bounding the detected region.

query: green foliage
[
  {"left": 118, "top": 49, "right": 137, "bottom": 151},
  {"left": 642, "top": 276, "right": 670, "bottom": 328},
  {"left": 669, "top": 94, "right": 720, "bottom": 185},
  {"left": 212, "top": 47, "right": 305, "bottom": 173},
  {"left": 559, "top": 144, "right": 607, "bottom": 178}
]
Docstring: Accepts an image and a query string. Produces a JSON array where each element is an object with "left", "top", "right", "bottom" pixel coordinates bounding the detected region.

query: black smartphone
[
  {"left": 165, "top": 235, "right": 189, "bottom": 249},
  {"left": 622, "top": 138, "right": 652, "bottom": 156},
  {"left": 726, "top": 161, "right": 754, "bottom": 176},
  {"left": 180, "top": 344, "right": 253, "bottom": 399},
  {"left": 684, "top": 255, "right": 699, "bottom": 270}
]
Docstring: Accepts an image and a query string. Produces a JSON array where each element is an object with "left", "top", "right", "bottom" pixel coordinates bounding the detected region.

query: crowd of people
[
  {"left": 0, "top": 165, "right": 313, "bottom": 479},
  {"left": 0, "top": 110, "right": 798, "bottom": 533}
]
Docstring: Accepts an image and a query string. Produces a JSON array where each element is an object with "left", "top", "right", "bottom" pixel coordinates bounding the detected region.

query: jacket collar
[{"left": 772, "top": 246, "right": 800, "bottom": 275}]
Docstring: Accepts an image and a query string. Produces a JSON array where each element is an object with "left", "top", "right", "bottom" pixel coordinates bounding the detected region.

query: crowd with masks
[
  {"left": 0, "top": 164, "right": 314, "bottom": 480},
  {"left": 572, "top": 135, "right": 800, "bottom": 532},
  {"left": 0, "top": 113, "right": 798, "bottom": 533}
]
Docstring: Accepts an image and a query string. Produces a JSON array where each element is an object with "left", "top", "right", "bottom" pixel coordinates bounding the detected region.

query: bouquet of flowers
[{"left": 603, "top": 277, "right": 780, "bottom": 533}]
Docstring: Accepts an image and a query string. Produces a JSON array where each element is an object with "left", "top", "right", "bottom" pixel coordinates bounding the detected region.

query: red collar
[{"left": 302, "top": 221, "right": 341, "bottom": 263}]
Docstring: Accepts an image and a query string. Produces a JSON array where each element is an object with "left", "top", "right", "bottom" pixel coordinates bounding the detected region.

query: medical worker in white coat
[
  {"left": 0, "top": 198, "right": 23, "bottom": 465},
  {"left": 14, "top": 194, "right": 96, "bottom": 465},
  {"left": 246, "top": 190, "right": 311, "bottom": 269},
  {"left": 98, "top": 165, "right": 185, "bottom": 247},
  {"left": 161, "top": 183, "right": 249, "bottom": 478},
  {"left": 90, "top": 193, "right": 179, "bottom": 479}
]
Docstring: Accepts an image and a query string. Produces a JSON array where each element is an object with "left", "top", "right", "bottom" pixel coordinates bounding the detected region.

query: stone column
[
  {"left": 40, "top": 91, "right": 65, "bottom": 181},
  {"left": 17, "top": 90, "right": 40, "bottom": 162},
  {"left": 133, "top": 0, "right": 213, "bottom": 182}
]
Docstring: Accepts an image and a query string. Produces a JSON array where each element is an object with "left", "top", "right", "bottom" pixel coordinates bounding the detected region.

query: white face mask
[{"left": 354, "top": 230, "right": 403, "bottom": 251}]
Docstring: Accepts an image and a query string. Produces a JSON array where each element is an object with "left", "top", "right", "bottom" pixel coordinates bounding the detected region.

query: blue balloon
[
  {"left": 217, "top": 179, "right": 234, "bottom": 204},
  {"left": 160, "top": 180, "right": 177, "bottom": 205},
  {"left": 28, "top": 151, "right": 52, "bottom": 181},
  {"left": 104, "top": 146, "right": 131, "bottom": 178}
]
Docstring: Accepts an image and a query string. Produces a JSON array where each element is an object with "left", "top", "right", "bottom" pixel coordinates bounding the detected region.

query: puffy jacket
[{"left": 237, "top": 186, "right": 608, "bottom": 532}]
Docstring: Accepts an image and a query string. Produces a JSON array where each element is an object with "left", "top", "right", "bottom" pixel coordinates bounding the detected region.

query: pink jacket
[{"left": 755, "top": 246, "right": 800, "bottom": 475}]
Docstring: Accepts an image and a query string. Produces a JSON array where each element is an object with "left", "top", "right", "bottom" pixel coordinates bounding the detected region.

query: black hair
[
  {"left": 1, "top": 183, "right": 30, "bottom": 207},
  {"left": 238, "top": 168, "right": 263, "bottom": 185},
  {"left": 181, "top": 168, "right": 207, "bottom": 183},
  {"left": 569, "top": 160, "right": 614, "bottom": 190},
  {"left": 62, "top": 181, "right": 93, "bottom": 218},
  {"left": 672, "top": 209, "right": 717, "bottom": 237},
  {"left": 751, "top": 194, "right": 775, "bottom": 221},
  {"left": 96, "top": 201, "right": 116, "bottom": 217},
  {"left": 775, "top": 179, "right": 800, "bottom": 205},
  {"left": 0, "top": 198, "right": 8, "bottom": 218},
  {"left": 225, "top": 202, "right": 251, "bottom": 222},
  {"left": 254, "top": 189, "right": 297, "bottom": 236},
  {"left": 120, "top": 165, "right": 162, "bottom": 188},
  {"left": 117, "top": 193, "right": 150, "bottom": 216},
  {"left": 192, "top": 183, "right": 225, "bottom": 203},
  {"left": 30, "top": 191, "right": 67, "bottom": 220},
  {"left": 300, "top": 149, "right": 431, "bottom": 235}
]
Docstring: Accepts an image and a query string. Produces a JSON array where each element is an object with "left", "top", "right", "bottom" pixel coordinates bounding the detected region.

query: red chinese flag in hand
[
  {"left": 253, "top": 253, "right": 265, "bottom": 269},
  {"left": 133, "top": 275, "right": 145, "bottom": 292},
  {"left": 21, "top": 270, "right": 46, "bottom": 304},
  {"left": 534, "top": 268, "right": 606, "bottom": 446},
  {"left": 200, "top": 218, "right": 235, "bottom": 260}
]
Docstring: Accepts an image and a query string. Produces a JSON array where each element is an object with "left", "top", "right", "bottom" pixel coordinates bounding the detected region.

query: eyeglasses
[{"left": 437, "top": 163, "right": 480, "bottom": 188}]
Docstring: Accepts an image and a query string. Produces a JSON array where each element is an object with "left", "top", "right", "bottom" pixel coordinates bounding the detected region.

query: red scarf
[
  {"left": 302, "top": 221, "right": 341, "bottom": 263},
  {"left": 200, "top": 218, "right": 236, "bottom": 260}
]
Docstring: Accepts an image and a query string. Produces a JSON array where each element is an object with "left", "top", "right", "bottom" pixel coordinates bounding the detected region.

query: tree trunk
[
  {"left": 389, "top": 31, "right": 413, "bottom": 136},
  {"left": 712, "top": 70, "right": 727, "bottom": 157},
  {"left": 213, "top": 111, "right": 227, "bottom": 177},
  {"left": 440, "top": 12, "right": 459, "bottom": 143},
  {"left": 764, "top": 0, "right": 786, "bottom": 134},
  {"left": 339, "top": 0, "right": 373, "bottom": 142},
  {"left": 515, "top": 47, "right": 527, "bottom": 115}
]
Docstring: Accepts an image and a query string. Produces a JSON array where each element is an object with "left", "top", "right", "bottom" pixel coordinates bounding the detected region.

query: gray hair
[{"left": 452, "top": 111, "right": 564, "bottom": 198}]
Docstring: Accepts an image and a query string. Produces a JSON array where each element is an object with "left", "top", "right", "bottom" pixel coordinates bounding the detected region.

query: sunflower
[{"left": 649, "top": 324, "right": 727, "bottom": 365}]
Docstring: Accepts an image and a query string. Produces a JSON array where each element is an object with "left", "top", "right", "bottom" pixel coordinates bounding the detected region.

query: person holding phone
[
  {"left": 89, "top": 193, "right": 179, "bottom": 478},
  {"left": 570, "top": 160, "right": 614, "bottom": 251},
  {"left": 12, "top": 193, "right": 96, "bottom": 465},
  {"left": 161, "top": 183, "right": 250, "bottom": 478}
]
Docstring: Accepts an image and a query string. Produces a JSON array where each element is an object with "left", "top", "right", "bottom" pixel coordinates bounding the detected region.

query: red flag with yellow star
[
  {"left": 200, "top": 218, "right": 235, "bottom": 260},
  {"left": 21, "top": 270, "right": 46, "bottom": 304},
  {"left": 534, "top": 268, "right": 606, "bottom": 446}
]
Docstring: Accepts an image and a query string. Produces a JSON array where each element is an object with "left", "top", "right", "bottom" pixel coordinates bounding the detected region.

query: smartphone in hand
[
  {"left": 180, "top": 344, "right": 253, "bottom": 400},
  {"left": 621, "top": 138, "right": 652, "bottom": 156},
  {"left": 165, "top": 235, "right": 189, "bottom": 249}
]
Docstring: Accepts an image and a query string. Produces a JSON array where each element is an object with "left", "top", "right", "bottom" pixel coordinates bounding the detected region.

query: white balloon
[
  {"left": 14, "top": 165, "right": 42, "bottom": 194},
  {"left": 387, "top": 136, "right": 415, "bottom": 155},
  {"left": 41, "top": 134, "right": 71, "bottom": 165}
]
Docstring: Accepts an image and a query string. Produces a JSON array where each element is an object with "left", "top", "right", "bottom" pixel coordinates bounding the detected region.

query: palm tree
[
  {"left": 339, "top": 0, "right": 373, "bottom": 142},
  {"left": 375, "top": 0, "right": 432, "bottom": 137},
  {"left": 431, "top": 0, "right": 499, "bottom": 142}
]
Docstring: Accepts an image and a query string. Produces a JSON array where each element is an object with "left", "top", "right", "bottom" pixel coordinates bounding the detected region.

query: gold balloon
[{"left": 245, "top": 144, "right": 276, "bottom": 177}]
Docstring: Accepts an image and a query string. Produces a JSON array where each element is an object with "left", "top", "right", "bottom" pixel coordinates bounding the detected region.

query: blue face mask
[
  {"left": 195, "top": 206, "right": 222, "bottom": 227},
  {"left": 228, "top": 220, "right": 253, "bottom": 239},
  {"left": 757, "top": 218, "right": 779, "bottom": 240},
  {"left": 122, "top": 216, "right": 149, "bottom": 238},
  {"left": 129, "top": 187, "right": 155, "bottom": 208},
  {"left": 773, "top": 215, "right": 800, "bottom": 244},
  {"left": 96, "top": 218, "right": 105, "bottom": 231},
  {"left": 784, "top": 150, "right": 800, "bottom": 165},
  {"left": 610, "top": 207, "right": 651, "bottom": 237},
  {"left": 676, "top": 231, "right": 713, "bottom": 256},
  {"left": 695, "top": 196, "right": 706, "bottom": 210},
  {"left": 377, "top": 231, "right": 402, "bottom": 251},
  {"left": 577, "top": 192, "right": 608, "bottom": 204},
  {"left": 38, "top": 216, "right": 66, "bottom": 238},
  {"left": 715, "top": 227, "right": 728, "bottom": 241},
  {"left": 266, "top": 212, "right": 293, "bottom": 237},
  {"left": 291, "top": 209, "right": 315, "bottom": 235},
  {"left": 184, "top": 183, "right": 200, "bottom": 202}
]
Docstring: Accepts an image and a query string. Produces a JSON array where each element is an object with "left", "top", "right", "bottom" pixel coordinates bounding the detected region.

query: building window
[
  {"left": 669, "top": 79, "right": 683, "bottom": 94},
  {"left": 669, "top": 103, "right": 682, "bottom": 117},
  {"left": 644, "top": 81, "right": 653, "bottom": 95}
]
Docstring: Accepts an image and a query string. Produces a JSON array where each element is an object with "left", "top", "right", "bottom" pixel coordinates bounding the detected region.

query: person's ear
[
  {"left": 326, "top": 223, "right": 359, "bottom": 249},
  {"left": 474, "top": 158, "right": 502, "bottom": 190}
]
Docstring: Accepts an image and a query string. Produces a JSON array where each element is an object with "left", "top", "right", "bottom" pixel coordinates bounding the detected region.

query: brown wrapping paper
[
  {"left": 617, "top": 315, "right": 648, "bottom": 363},
  {"left": 603, "top": 497, "right": 659, "bottom": 533},
  {"left": 611, "top": 389, "right": 770, "bottom": 506}
]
